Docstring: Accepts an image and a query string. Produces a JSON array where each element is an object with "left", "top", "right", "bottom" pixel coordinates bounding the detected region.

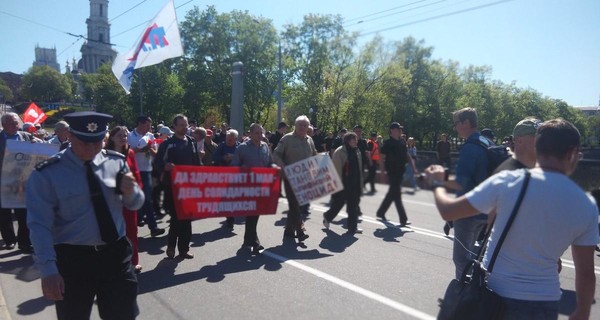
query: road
[{"left": 1, "top": 183, "right": 599, "bottom": 319}]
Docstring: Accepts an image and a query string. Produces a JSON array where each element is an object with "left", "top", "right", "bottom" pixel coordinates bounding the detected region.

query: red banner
[
  {"left": 170, "top": 166, "right": 281, "bottom": 220},
  {"left": 21, "top": 102, "right": 48, "bottom": 125}
]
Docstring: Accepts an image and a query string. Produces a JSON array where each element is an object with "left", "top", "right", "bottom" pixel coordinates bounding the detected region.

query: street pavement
[{"left": 1, "top": 183, "right": 599, "bottom": 319}]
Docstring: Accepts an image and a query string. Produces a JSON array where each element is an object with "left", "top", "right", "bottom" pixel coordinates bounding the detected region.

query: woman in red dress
[{"left": 105, "top": 126, "right": 144, "bottom": 273}]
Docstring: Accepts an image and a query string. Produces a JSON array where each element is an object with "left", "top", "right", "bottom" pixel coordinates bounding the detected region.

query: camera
[{"left": 416, "top": 167, "right": 449, "bottom": 189}]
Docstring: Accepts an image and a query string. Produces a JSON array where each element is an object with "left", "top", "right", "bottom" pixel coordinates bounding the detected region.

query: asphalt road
[{"left": 1, "top": 183, "right": 599, "bottom": 319}]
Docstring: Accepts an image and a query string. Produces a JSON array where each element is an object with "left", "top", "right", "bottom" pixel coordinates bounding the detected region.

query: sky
[{"left": 1, "top": 0, "right": 599, "bottom": 107}]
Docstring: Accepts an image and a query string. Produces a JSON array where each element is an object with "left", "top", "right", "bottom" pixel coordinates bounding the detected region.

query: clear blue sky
[{"left": 1, "top": 0, "right": 598, "bottom": 107}]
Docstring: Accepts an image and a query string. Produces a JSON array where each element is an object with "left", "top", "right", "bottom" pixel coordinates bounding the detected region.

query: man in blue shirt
[
  {"left": 232, "top": 123, "right": 276, "bottom": 253},
  {"left": 27, "top": 112, "right": 145, "bottom": 319},
  {"left": 441, "top": 108, "right": 489, "bottom": 279}
]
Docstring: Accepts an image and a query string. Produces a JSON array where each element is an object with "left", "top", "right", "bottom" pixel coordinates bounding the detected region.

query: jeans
[
  {"left": 138, "top": 171, "right": 158, "bottom": 230},
  {"left": 452, "top": 214, "right": 488, "bottom": 279},
  {"left": 501, "top": 297, "right": 558, "bottom": 320},
  {"left": 404, "top": 164, "right": 417, "bottom": 188}
]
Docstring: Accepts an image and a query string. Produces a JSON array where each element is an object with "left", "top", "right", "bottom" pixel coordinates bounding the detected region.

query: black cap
[
  {"left": 389, "top": 122, "right": 403, "bottom": 130},
  {"left": 277, "top": 122, "right": 288, "bottom": 129},
  {"left": 64, "top": 111, "right": 112, "bottom": 142},
  {"left": 353, "top": 124, "right": 363, "bottom": 130},
  {"left": 370, "top": 131, "right": 377, "bottom": 137}
]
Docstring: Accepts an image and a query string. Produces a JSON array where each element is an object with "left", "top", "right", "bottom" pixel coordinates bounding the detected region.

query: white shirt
[
  {"left": 466, "top": 168, "right": 599, "bottom": 301},
  {"left": 127, "top": 129, "right": 155, "bottom": 172}
]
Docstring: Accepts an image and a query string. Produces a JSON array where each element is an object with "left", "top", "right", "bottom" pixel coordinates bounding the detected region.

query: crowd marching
[{"left": 0, "top": 107, "right": 598, "bottom": 319}]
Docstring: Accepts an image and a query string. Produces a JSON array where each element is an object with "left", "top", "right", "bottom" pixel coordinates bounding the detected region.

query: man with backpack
[{"left": 439, "top": 108, "right": 491, "bottom": 279}]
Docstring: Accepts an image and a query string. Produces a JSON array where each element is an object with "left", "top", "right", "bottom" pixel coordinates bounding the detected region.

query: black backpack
[{"left": 467, "top": 136, "right": 510, "bottom": 176}]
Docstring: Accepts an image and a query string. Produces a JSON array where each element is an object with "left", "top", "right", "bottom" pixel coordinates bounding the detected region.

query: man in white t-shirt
[
  {"left": 128, "top": 115, "right": 164, "bottom": 237},
  {"left": 425, "top": 119, "right": 598, "bottom": 319}
]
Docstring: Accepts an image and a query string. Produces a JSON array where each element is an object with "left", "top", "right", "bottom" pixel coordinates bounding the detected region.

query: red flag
[{"left": 22, "top": 103, "right": 48, "bottom": 125}]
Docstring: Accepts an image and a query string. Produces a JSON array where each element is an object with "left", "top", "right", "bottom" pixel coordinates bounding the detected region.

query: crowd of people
[{"left": 1, "top": 107, "right": 598, "bottom": 319}]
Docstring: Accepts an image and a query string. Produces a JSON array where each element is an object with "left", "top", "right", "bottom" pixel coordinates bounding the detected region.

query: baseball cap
[
  {"left": 158, "top": 127, "right": 173, "bottom": 136},
  {"left": 389, "top": 122, "right": 403, "bottom": 130},
  {"left": 63, "top": 111, "right": 112, "bottom": 142},
  {"left": 370, "top": 131, "right": 377, "bottom": 137},
  {"left": 277, "top": 122, "right": 288, "bottom": 129},
  {"left": 513, "top": 118, "right": 542, "bottom": 137}
]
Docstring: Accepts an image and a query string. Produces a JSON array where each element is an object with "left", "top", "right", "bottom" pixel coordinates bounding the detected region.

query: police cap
[{"left": 64, "top": 111, "right": 112, "bottom": 142}]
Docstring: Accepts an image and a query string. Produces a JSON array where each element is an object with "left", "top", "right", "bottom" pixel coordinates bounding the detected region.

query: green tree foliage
[
  {"left": 80, "top": 64, "right": 133, "bottom": 125},
  {"left": 180, "top": 6, "right": 279, "bottom": 128},
  {"left": 17, "top": 6, "right": 589, "bottom": 145},
  {"left": 0, "top": 78, "right": 13, "bottom": 102},
  {"left": 20, "top": 66, "right": 72, "bottom": 102}
]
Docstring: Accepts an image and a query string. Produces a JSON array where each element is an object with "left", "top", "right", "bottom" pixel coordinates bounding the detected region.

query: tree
[
  {"left": 20, "top": 66, "right": 72, "bottom": 102},
  {"left": 180, "top": 6, "right": 280, "bottom": 129},
  {"left": 0, "top": 78, "right": 13, "bottom": 102},
  {"left": 80, "top": 64, "right": 133, "bottom": 125}
]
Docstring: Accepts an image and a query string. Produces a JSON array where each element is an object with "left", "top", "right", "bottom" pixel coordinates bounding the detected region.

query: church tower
[{"left": 79, "top": 0, "right": 117, "bottom": 73}]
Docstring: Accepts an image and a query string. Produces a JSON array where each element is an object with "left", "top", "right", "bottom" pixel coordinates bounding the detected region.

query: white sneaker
[{"left": 323, "top": 218, "right": 330, "bottom": 230}]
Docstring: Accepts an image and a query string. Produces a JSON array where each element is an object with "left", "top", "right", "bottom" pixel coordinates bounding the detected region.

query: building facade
[
  {"left": 33, "top": 46, "right": 60, "bottom": 72},
  {"left": 78, "top": 0, "right": 117, "bottom": 73}
]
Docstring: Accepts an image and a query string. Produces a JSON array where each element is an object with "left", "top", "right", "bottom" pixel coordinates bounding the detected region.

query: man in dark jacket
[{"left": 0, "top": 112, "right": 35, "bottom": 253}]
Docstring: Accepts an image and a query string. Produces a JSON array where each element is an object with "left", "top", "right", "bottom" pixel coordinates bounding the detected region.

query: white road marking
[
  {"left": 280, "top": 198, "right": 600, "bottom": 274},
  {"left": 262, "top": 250, "right": 436, "bottom": 320}
]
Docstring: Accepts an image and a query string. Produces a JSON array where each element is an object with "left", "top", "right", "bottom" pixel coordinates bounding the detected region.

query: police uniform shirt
[{"left": 26, "top": 148, "right": 145, "bottom": 277}]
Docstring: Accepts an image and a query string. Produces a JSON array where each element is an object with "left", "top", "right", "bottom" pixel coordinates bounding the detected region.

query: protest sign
[
  {"left": 283, "top": 154, "right": 343, "bottom": 206},
  {"left": 170, "top": 166, "right": 280, "bottom": 220},
  {"left": 1, "top": 141, "right": 59, "bottom": 208}
]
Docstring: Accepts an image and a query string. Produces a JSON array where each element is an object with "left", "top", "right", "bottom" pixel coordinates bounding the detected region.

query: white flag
[{"left": 112, "top": 0, "right": 184, "bottom": 94}]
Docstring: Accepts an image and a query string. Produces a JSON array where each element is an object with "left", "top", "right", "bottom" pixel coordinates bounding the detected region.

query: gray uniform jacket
[{"left": 26, "top": 148, "right": 145, "bottom": 277}]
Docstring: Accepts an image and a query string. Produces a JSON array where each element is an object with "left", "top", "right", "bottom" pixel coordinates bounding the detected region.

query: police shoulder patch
[
  {"left": 35, "top": 156, "right": 60, "bottom": 171},
  {"left": 103, "top": 149, "right": 126, "bottom": 159}
]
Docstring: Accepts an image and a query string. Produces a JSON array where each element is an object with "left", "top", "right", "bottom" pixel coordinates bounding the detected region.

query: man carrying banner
[
  {"left": 155, "top": 114, "right": 201, "bottom": 259},
  {"left": 0, "top": 112, "right": 34, "bottom": 253},
  {"left": 232, "top": 123, "right": 277, "bottom": 254},
  {"left": 273, "top": 115, "right": 317, "bottom": 242}
]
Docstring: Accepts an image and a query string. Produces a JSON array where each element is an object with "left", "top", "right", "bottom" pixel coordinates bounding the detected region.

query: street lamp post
[{"left": 277, "top": 39, "right": 283, "bottom": 125}]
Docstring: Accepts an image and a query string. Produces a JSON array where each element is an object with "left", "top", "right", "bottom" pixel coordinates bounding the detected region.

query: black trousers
[
  {"left": 376, "top": 171, "right": 408, "bottom": 224},
  {"left": 164, "top": 187, "right": 192, "bottom": 253},
  {"left": 0, "top": 208, "right": 30, "bottom": 247},
  {"left": 283, "top": 179, "right": 304, "bottom": 234},
  {"left": 324, "top": 187, "right": 361, "bottom": 232},
  {"left": 243, "top": 215, "right": 260, "bottom": 247},
  {"left": 54, "top": 238, "right": 138, "bottom": 320},
  {"left": 365, "top": 163, "right": 377, "bottom": 191}
]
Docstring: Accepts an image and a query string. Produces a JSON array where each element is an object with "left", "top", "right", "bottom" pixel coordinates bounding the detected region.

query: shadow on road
[
  {"left": 16, "top": 296, "right": 54, "bottom": 317},
  {"left": 318, "top": 229, "right": 358, "bottom": 253}
]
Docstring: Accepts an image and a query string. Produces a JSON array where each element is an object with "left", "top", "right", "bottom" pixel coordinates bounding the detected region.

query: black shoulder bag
[{"left": 438, "top": 170, "right": 531, "bottom": 320}]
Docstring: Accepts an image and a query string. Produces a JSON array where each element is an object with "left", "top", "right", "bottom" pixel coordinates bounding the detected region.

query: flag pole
[{"left": 139, "top": 72, "right": 143, "bottom": 115}]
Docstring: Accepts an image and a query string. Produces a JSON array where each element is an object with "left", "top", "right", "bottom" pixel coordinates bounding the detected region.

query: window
[{"left": 99, "top": 4, "right": 103, "bottom": 17}]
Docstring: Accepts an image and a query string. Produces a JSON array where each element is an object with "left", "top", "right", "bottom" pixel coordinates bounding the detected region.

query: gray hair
[
  {"left": 1, "top": 112, "right": 19, "bottom": 125},
  {"left": 295, "top": 115, "right": 310, "bottom": 125},
  {"left": 54, "top": 120, "right": 69, "bottom": 131},
  {"left": 226, "top": 129, "right": 239, "bottom": 138}
]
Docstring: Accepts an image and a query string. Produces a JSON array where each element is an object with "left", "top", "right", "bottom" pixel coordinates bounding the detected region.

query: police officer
[{"left": 26, "top": 112, "right": 145, "bottom": 320}]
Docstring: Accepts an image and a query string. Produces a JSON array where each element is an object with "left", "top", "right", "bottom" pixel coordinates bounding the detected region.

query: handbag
[{"left": 438, "top": 171, "right": 531, "bottom": 320}]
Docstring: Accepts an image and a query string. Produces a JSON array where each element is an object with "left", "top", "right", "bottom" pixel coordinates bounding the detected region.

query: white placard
[
  {"left": 1, "top": 141, "right": 60, "bottom": 208},
  {"left": 283, "top": 154, "right": 343, "bottom": 206}
]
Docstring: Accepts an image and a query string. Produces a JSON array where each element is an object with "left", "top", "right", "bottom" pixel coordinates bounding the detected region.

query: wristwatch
[{"left": 431, "top": 180, "right": 445, "bottom": 189}]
